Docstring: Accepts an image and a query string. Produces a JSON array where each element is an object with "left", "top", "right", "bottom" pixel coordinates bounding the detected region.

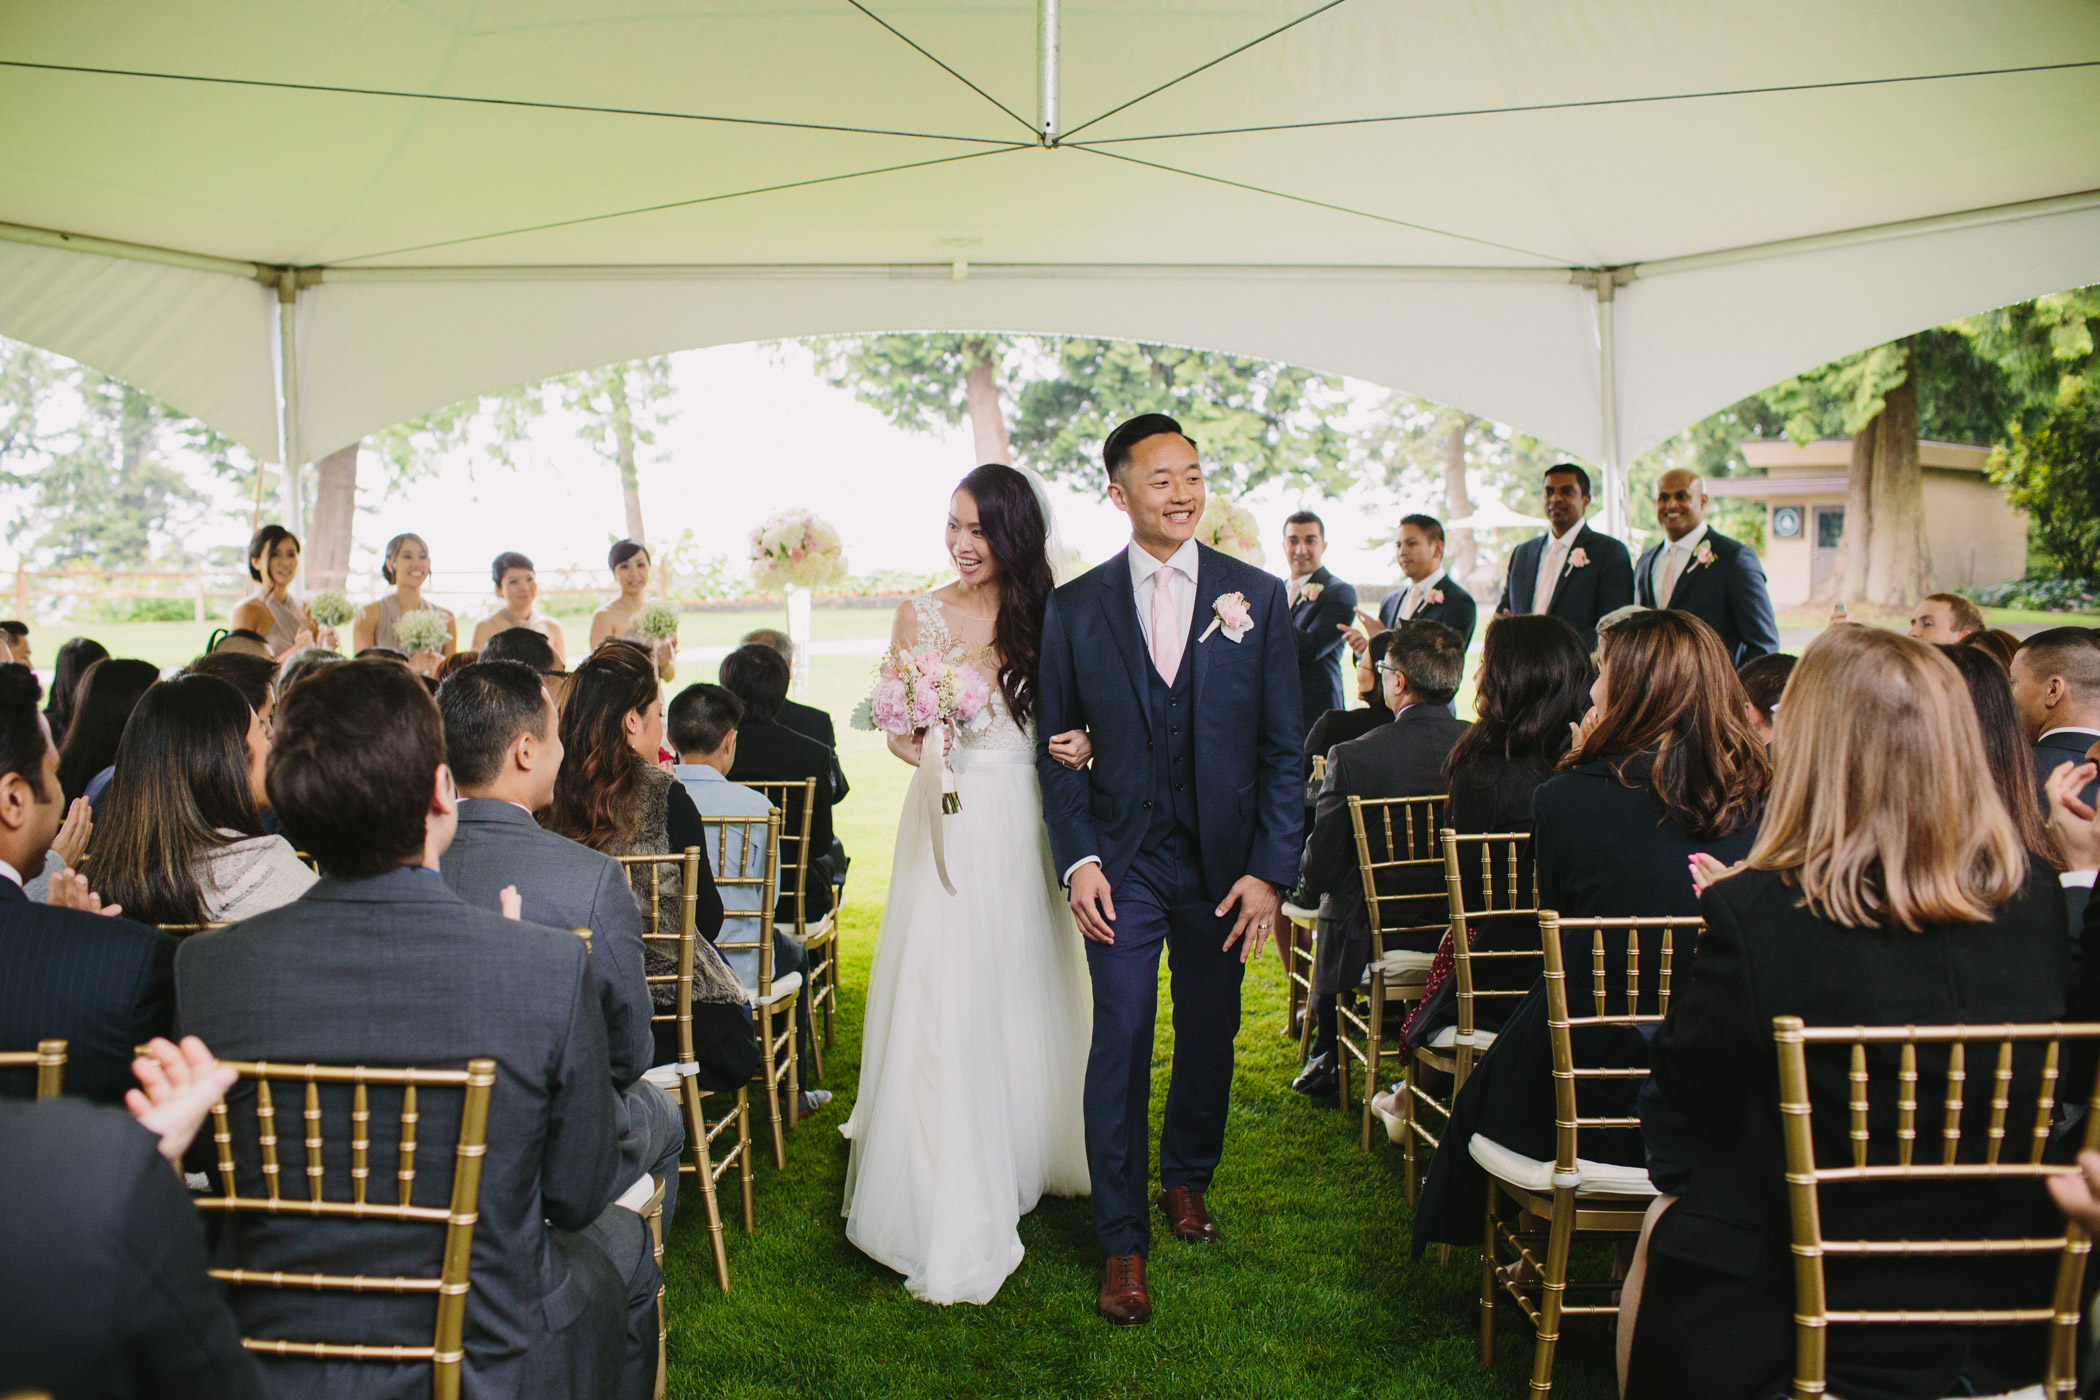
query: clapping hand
[
  {"left": 2047, "top": 761, "right": 2100, "bottom": 873},
  {"left": 48, "top": 868, "right": 122, "bottom": 918},
  {"left": 1689, "top": 852, "right": 1744, "bottom": 896},
  {"left": 50, "top": 797, "right": 93, "bottom": 870},
  {"left": 127, "top": 1036, "right": 238, "bottom": 1163},
  {"left": 1338, "top": 607, "right": 1386, "bottom": 658}
]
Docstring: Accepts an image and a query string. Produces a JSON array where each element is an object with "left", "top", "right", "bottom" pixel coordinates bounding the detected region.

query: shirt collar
[
  {"left": 1410, "top": 567, "right": 1447, "bottom": 594},
  {"left": 1546, "top": 520, "right": 1584, "bottom": 546},
  {"left": 1128, "top": 539, "right": 1200, "bottom": 591},
  {"left": 674, "top": 763, "right": 728, "bottom": 783},
  {"left": 0, "top": 858, "right": 20, "bottom": 888},
  {"left": 1665, "top": 522, "right": 1710, "bottom": 554},
  {"left": 2041, "top": 726, "right": 2100, "bottom": 742}
]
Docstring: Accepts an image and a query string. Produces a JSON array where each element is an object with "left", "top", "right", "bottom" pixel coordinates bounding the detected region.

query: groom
[{"left": 1036, "top": 413, "right": 1303, "bottom": 1326}]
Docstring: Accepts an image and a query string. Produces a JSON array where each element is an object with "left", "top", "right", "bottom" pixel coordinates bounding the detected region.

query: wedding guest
[
  {"left": 590, "top": 540, "right": 676, "bottom": 682},
  {"left": 484, "top": 624, "right": 565, "bottom": 675},
  {"left": 1908, "top": 590, "right": 1986, "bottom": 643},
  {"left": 741, "top": 626, "right": 849, "bottom": 806},
  {"left": 184, "top": 649, "right": 278, "bottom": 730},
  {"left": 0, "top": 621, "right": 30, "bottom": 670},
  {"left": 208, "top": 628, "right": 273, "bottom": 659},
  {"left": 435, "top": 648, "right": 480, "bottom": 683},
  {"left": 1301, "top": 631, "right": 1396, "bottom": 837},
  {"left": 229, "top": 524, "right": 328, "bottom": 658},
  {"left": 0, "top": 1035, "right": 263, "bottom": 1400},
  {"left": 1292, "top": 620, "right": 1468, "bottom": 1096},
  {"left": 1941, "top": 645, "right": 2060, "bottom": 867},
  {"left": 2010, "top": 626, "right": 2100, "bottom": 812},
  {"left": 1626, "top": 627, "right": 2065, "bottom": 1400},
  {"left": 1633, "top": 470, "right": 1780, "bottom": 664},
  {"left": 0, "top": 664, "right": 174, "bottom": 1105},
  {"left": 176, "top": 658, "right": 657, "bottom": 1400},
  {"left": 1283, "top": 510, "right": 1359, "bottom": 742},
  {"left": 1414, "top": 608, "right": 1769, "bottom": 1255},
  {"left": 91, "top": 676, "right": 314, "bottom": 926},
  {"left": 1735, "top": 651, "right": 1797, "bottom": 745},
  {"left": 1969, "top": 627, "right": 2021, "bottom": 669},
  {"left": 719, "top": 644, "right": 837, "bottom": 923},
  {"left": 55, "top": 657, "right": 159, "bottom": 809},
  {"left": 1346, "top": 514, "right": 1479, "bottom": 658},
  {"left": 42, "top": 635, "right": 109, "bottom": 746},
  {"left": 274, "top": 645, "right": 343, "bottom": 696},
  {"left": 1495, "top": 463, "right": 1635, "bottom": 650},
  {"left": 471, "top": 551, "right": 568, "bottom": 665},
  {"left": 351, "top": 532, "right": 456, "bottom": 675},
  {"left": 435, "top": 661, "right": 693, "bottom": 1231}
]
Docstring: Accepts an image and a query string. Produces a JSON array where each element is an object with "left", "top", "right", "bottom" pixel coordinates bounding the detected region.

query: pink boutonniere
[
  {"left": 1693, "top": 540, "right": 1717, "bottom": 569},
  {"left": 1301, "top": 582, "right": 1324, "bottom": 603},
  {"left": 1200, "top": 591, "right": 1254, "bottom": 643},
  {"left": 1567, "top": 547, "right": 1590, "bottom": 569},
  {"left": 1426, "top": 588, "right": 1445, "bottom": 605}
]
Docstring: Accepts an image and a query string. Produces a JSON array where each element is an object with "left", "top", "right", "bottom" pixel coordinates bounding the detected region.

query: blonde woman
[
  {"left": 470, "top": 551, "right": 567, "bottom": 666},
  {"left": 352, "top": 533, "right": 456, "bottom": 676},
  {"left": 230, "top": 525, "right": 332, "bottom": 658},
  {"left": 588, "top": 539, "right": 675, "bottom": 681},
  {"left": 1624, "top": 626, "right": 2065, "bottom": 1400}
]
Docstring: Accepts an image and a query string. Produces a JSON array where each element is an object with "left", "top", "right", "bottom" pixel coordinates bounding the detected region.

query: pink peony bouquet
[{"left": 852, "top": 646, "right": 994, "bottom": 812}]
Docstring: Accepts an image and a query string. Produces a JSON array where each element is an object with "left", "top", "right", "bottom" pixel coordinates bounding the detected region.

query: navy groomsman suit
[
  {"left": 1634, "top": 524, "right": 1780, "bottom": 665},
  {"left": 1497, "top": 524, "right": 1635, "bottom": 651},
  {"left": 1288, "top": 565, "right": 1357, "bottom": 740},
  {"left": 1378, "top": 569, "right": 1479, "bottom": 654}
]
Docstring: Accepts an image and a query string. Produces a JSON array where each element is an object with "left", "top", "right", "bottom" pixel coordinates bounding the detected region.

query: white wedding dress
[{"left": 840, "top": 593, "right": 1093, "bottom": 1304}]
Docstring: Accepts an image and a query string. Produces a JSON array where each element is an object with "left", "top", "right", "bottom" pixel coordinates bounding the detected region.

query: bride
[{"left": 841, "top": 463, "right": 1095, "bottom": 1305}]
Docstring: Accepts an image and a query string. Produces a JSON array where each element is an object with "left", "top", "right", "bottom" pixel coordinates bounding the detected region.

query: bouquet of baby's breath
[
  {"left": 306, "top": 590, "right": 356, "bottom": 628},
  {"left": 633, "top": 600, "right": 681, "bottom": 641},
  {"left": 392, "top": 608, "right": 450, "bottom": 654}
]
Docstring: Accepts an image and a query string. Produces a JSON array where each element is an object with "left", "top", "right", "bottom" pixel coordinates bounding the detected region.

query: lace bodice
[{"left": 900, "top": 593, "right": 1034, "bottom": 753}]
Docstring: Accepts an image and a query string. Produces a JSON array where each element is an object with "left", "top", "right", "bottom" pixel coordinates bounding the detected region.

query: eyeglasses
[{"left": 1375, "top": 663, "right": 1403, "bottom": 675}]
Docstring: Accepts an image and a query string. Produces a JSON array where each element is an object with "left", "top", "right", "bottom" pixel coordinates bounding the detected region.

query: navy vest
[{"left": 1140, "top": 641, "right": 1200, "bottom": 851}]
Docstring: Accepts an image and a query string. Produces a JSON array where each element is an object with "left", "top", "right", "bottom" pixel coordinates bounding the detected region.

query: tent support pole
[
  {"left": 275, "top": 270, "right": 304, "bottom": 539},
  {"left": 1589, "top": 268, "right": 1630, "bottom": 540},
  {"left": 1037, "top": 0, "right": 1059, "bottom": 144}
]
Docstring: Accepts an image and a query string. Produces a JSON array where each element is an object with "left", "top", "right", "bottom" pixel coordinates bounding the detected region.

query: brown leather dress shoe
[
  {"left": 1155, "top": 1186, "right": 1221, "bottom": 1243},
  {"left": 1097, "top": 1254, "right": 1152, "bottom": 1326}
]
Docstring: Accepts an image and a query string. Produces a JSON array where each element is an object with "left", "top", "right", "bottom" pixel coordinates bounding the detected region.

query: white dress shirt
[
  {"left": 0, "top": 857, "right": 19, "bottom": 889},
  {"left": 2040, "top": 726, "right": 2100, "bottom": 744},
  {"left": 1397, "top": 567, "right": 1448, "bottom": 621},
  {"left": 1530, "top": 522, "right": 1582, "bottom": 615},
  {"left": 1651, "top": 521, "right": 1709, "bottom": 608}
]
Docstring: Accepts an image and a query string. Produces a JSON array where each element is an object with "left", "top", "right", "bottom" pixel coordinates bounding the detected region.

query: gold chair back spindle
[
  {"left": 735, "top": 777, "right": 835, "bottom": 1076},
  {"left": 693, "top": 813, "right": 797, "bottom": 1172},
  {"left": 0, "top": 1038, "right": 67, "bottom": 1098},
  {"left": 1341, "top": 794, "right": 1448, "bottom": 1151}
]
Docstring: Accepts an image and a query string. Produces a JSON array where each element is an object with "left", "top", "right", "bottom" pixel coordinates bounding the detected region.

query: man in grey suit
[
  {"left": 434, "top": 661, "right": 685, "bottom": 1233},
  {"left": 175, "top": 660, "right": 659, "bottom": 1400},
  {"left": 1291, "top": 620, "right": 1470, "bottom": 1098}
]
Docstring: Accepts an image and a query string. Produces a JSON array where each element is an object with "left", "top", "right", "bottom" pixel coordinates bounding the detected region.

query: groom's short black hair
[{"left": 1103, "top": 413, "right": 1198, "bottom": 484}]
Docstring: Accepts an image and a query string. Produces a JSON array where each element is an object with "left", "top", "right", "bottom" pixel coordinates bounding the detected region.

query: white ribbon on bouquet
[{"left": 906, "top": 719, "right": 960, "bottom": 896}]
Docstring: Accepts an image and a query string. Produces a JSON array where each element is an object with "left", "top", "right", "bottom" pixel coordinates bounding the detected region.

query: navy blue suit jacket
[
  {"left": 1634, "top": 528, "right": 1781, "bottom": 665},
  {"left": 1036, "top": 544, "right": 1305, "bottom": 904},
  {"left": 1496, "top": 523, "right": 1636, "bottom": 650},
  {"left": 1378, "top": 576, "right": 1480, "bottom": 653},
  {"left": 0, "top": 880, "right": 173, "bottom": 1105},
  {"left": 1289, "top": 565, "right": 1358, "bottom": 735}
]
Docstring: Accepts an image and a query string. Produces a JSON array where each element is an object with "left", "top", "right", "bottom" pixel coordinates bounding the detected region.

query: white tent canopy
[{"left": 2, "top": 0, "right": 2097, "bottom": 536}]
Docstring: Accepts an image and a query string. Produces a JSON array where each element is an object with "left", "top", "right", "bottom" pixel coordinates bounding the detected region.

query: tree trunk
[
  {"left": 1823, "top": 414, "right": 1877, "bottom": 606},
  {"left": 1441, "top": 417, "right": 1476, "bottom": 584},
  {"left": 306, "top": 442, "right": 360, "bottom": 591},
  {"left": 962, "top": 339, "right": 1010, "bottom": 464},
  {"left": 609, "top": 370, "right": 645, "bottom": 545},
  {"left": 1863, "top": 358, "right": 1930, "bottom": 606}
]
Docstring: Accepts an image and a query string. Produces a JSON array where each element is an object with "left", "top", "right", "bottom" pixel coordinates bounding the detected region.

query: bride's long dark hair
[{"left": 958, "top": 463, "right": 1055, "bottom": 728}]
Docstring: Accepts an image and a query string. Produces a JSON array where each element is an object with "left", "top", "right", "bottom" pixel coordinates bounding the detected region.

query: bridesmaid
[
  {"left": 589, "top": 539, "right": 676, "bottom": 681},
  {"left": 229, "top": 525, "right": 332, "bottom": 658},
  {"left": 470, "top": 551, "right": 568, "bottom": 666},
  {"left": 352, "top": 532, "right": 456, "bottom": 676}
]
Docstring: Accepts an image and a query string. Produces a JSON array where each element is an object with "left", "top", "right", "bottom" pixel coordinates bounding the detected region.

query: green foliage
[
  {"left": 807, "top": 334, "right": 1017, "bottom": 436},
  {"left": 1990, "top": 383, "right": 2100, "bottom": 579},
  {"left": 1356, "top": 394, "right": 1563, "bottom": 513},
  {"left": 555, "top": 358, "right": 674, "bottom": 478},
  {"left": 1961, "top": 574, "right": 2100, "bottom": 611},
  {"left": 79, "top": 595, "right": 218, "bottom": 624}
]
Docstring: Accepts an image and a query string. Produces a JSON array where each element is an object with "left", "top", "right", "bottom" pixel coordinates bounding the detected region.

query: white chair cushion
[
  {"left": 613, "top": 1172, "right": 659, "bottom": 1213},
  {"left": 1469, "top": 1131, "right": 1659, "bottom": 1198},
  {"left": 1426, "top": 1025, "right": 1498, "bottom": 1051},
  {"left": 796, "top": 910, "right": 837, "bottom": 945},
  {"left": 1380, "top": 949, "right": 1438, "bottom": 979},
  {"left": 747, "top": 970, "right": 803, "bottom": 1008},
  {"left": 641, "top": 1062, "right": 698, "bottom": 1091},
  {"left": 1280, "top": 902, "right": 1318, "bottom": 924}
]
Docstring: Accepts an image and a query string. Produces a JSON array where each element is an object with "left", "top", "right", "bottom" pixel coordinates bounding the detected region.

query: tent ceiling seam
[{"left": 838, "top": 1, "right": 1038, "bottom": 139}]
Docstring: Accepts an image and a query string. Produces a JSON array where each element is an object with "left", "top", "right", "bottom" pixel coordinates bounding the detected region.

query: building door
[{"left": 1810, "top": 506, "right": 1845, "bottom": 594}]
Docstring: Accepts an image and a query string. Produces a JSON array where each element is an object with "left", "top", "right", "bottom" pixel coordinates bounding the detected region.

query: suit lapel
[
  {"left": 1545, "top": 526, "right": 1589, "bottom": 614},
  {"left": 1191, "top": 546, "right": 1214, "bottom": 713},
  {"left": 1099, "top": 550, "right": 1155, "bottom": 728},
  {"left": 1634, "top": 543, "right": 1660, "bottom": 607}
]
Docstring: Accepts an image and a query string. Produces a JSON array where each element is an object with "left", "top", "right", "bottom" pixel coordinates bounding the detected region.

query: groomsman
[
  {"left": 1345, "top": 513, "right": 1478, "bottom": 656},
  {"left": 1633, "top": 469, "right": 1780, "bottom": 665},
  {"left": 1496, "top": 464, "right": 1634, "bottom": 650},
  {"left": 1283, "top": 512, "right": 1357, "bottom": 741}
]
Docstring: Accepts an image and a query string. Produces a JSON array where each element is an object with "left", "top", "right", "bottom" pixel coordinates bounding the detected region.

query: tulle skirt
[{"left": 840, "top": 747, "right": 1093, "bottom": 1304}]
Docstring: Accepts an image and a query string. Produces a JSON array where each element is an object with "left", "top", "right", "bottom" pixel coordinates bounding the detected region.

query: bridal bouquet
[
  {"left": 392, "top": 608, "right": 450, "bottom": 655},
  {"left": 1196, "top": 495, "right": 1265, "bottom": 565},
  {"left": 306, "top": 589, "right": 356, "bottom": 629},
  {"left": 748, "top": 509, "right": 849, "bottom": 592},
  {"left": 631, "top": 600, "right": 681, "bottom": 641},
  {"left": 851, "top": 647, "right": 993, "bottom": 895}
]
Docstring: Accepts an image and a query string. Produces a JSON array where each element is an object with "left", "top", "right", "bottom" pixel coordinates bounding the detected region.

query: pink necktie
[{"left": 1151, "top": 565, "right": 1184, "bottom": 681}]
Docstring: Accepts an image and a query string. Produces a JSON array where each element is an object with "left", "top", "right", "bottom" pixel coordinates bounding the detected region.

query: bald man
[{"left": 1633, "top": 469, "right": 1780, "bottom": 664}]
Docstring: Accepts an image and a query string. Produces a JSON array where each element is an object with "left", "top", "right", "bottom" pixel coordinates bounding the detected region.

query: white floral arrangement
[
  {"left": 749, "top": 509, "right": 848, "bottom": 592},
  {"left": 391, "top": 608, "right": 450, "bottom": 655},
  {"left": 632, "top": 600, "right": 681, "bottom": 641},
  {"left": 1196, "top": 496, "right": 1265, "bottom": 566},
  {"left": 306, "top": 590, "right": 356, "bottom": 628}
]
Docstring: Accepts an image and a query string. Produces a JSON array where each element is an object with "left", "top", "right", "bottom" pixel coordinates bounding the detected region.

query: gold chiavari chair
[
  {"left": 194, "top": 1056, "right": 497, "bottom": 1400},
  {"left": 737, "top": 777, "right": 835, "bottom": 1077},
  {"left": 703, "top": 816, "right": 800, "bottom": 1171},
  {"left": 1399, "top": 830, "right": 1541, "bottom": 1206},
  {"left": 1478, "top": 911, "right": 1699, "bottom": 1396},
  {"left": 623, "top": 846, "right": 759, "bottom": 1294},
  {"left": 157, "top": 922, "right": 229, "bottom": 939},
  {"left": 1281, "top": 754, "right": 1327, "bottom": 1053},
  {"left": 0, "top": 1038, "right": 66, "bottom": 1098},
  {"left": 1340, "top": 794, "right": 1448, "bottom": 1152},
  {"left": 1774, "top": 1016, "right": 2100, "bottom": 1400}
]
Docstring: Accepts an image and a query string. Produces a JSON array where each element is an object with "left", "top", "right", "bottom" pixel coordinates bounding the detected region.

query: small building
[{"left": 1703, "top": 438, "right": 2028, "bottom": 607}]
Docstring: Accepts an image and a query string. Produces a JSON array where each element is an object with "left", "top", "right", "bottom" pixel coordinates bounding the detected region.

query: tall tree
[
  {"left": 807, "top": 335, "right": 1022, "bottom": 466},
  {"left": 555, "top": 359, "right": 674, "bottom": 545},
  {"left": 1354, "top": 394, "right": 1563, "bottom": 585}
]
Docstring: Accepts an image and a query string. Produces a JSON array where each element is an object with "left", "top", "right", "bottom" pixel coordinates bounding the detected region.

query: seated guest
[
  {"left": 0, "top": 1035, "right": 263, "bottom": 1400},
  {"left": 1943, "top": 643, "right": 2072, "bottom": 932},
  {"left": 184, "top": 649, "right": 279, "bottom": 730},
  {"left": 1968, "top": 626, "right": 2021, "bottom": 669},
  {"left": 0, "top": 620, "right": 29, "bottom": 670},
  {"left": 668, "top": 682, "right": 824, "bottom": 1110},
  {"left": 720, "top": 644, "right": 837, "bottom": 922},
  {"left": 483, "top": 624, "right": 565, "bottom": 676},
  {"left": 176, "top": 658, "right": 658, "bottom": 1399},
  {"left": 1734, "top": 650, "right": 1796, "bottom": 746},
  {"left": 43, "top": 635, "right": 110, "bottom": 747},
  {"left": 1414, "top": 609, "right": 1770, "bottom": 1255},
  {"left": 208, "top": 628, "right": 274, "bottom": 659},
  {"left": 55, "top": 657, "right": 159, "bottom": 809},
  {"left": 434, "top": 661, "right": 694, "bottom": 1232},
  {"left": 2010, "top": 626, "right": 2100, "bottom": 812},
  {"left": 740, "top": 627, "right": 847, "bottom": 804},
  {"left": 0, "top": 665, "right": 174, "bottom": 1104},
  {"left": 1626, "top": 627, "right": 2066, "bottom": 1400},
  {"left": 1300, "top": 630, "right": 1395, "bottom": 837},
  {"left": 91, "top": 676, "right": 314, "bottom": 926},
  {"left": 1908, "top": 589, "right": 1986, "bottom": 643},
  {"left": 275, "top": 645, "right": 343, "bottom": 696},
  {"left": 1291, "top": 620, "right": 1468, "bottom": 1097}
]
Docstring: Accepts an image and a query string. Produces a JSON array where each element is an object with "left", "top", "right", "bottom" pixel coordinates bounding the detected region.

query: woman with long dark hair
[
  {"left": 42, "top": 635, "right": 109, "bottom": 747},
  {"left": 1941, "top": 643, "right": 2060, "bottom": 865},
  {"left": 842, "top": 463, "right": 1093, "bottom": 1306},
  {"left": 230, "top": 524, "right": 330, "bottom": 657},
  {"left": 91, "top": 675, "right": 314, "bottom": 925},
  {"left": 56, "top": 657, "right": 160, "bottom": 808}
]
